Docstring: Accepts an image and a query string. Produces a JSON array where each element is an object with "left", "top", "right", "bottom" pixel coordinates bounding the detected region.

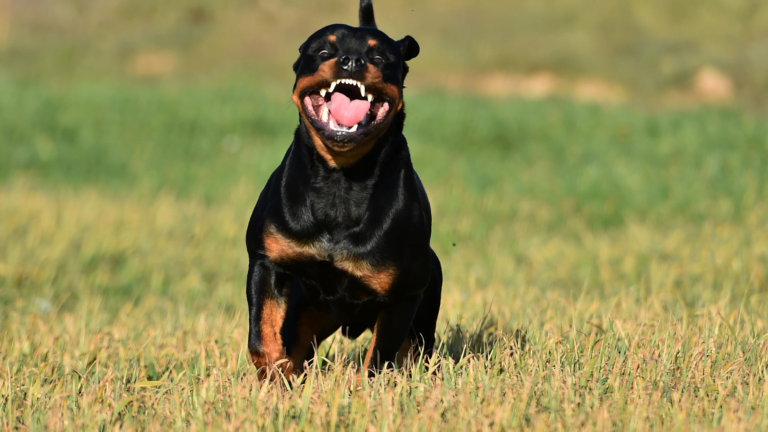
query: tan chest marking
[
  {"left": 333, "top": 255, "right": 397, "bottom": 295},
  {"left": 263, "top": 224, "right": 397, "bottom": 294},
  {"left": 263, "top": 224, "right": 327, "bottom": 263}
]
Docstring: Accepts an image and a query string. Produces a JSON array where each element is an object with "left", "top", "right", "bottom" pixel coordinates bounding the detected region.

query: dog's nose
[{"left": 338, "top": 54, "right": 367, "bottom": 72}]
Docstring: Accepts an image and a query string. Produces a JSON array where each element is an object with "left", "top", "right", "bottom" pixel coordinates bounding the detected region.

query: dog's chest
[{"left": 262, "top": 224, "right": 396, "bottom": 295}]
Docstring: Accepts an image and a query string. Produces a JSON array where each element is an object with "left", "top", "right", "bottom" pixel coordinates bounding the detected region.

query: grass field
[
  {"left": 2, "top": 78, "right": 768, "bottom": 430},
  {"left": 4, "top": 1, "right": 768, "bottom": 429}
]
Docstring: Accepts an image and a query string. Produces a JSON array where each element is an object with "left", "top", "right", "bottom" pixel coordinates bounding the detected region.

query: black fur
[{"left": 246, "top": 0, "right": 439, "bottom": 379}]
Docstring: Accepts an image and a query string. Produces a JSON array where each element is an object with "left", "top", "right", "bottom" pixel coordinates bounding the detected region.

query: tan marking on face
[
  {"left": 291, "top": 59, "right": 405, "bottom": 168},
  {"left": 311, "top": 64, "right": 404, "bottom": 167},
  {"left": 288, "top": 307, "right": 339, "bottom": 370},
  {"left": 263, "top": 224, "right": 327, "bottom": 263},
  {"left": 328, "top": 35, "right": 337, "bottom": 43},
  {"left": 292, "top": 59, "right": 340, "bottom": 168},
  {"left": 334, "top": 255, "right": 397, "bottom": 295},
  {"left": 363, "top": 64, "right": 403, "bottom": 111},
  {"left": 307, "top": 126, "right": 339, "bottom": 168},
  {"left": 368, "top": 39, "right": 377, "bottom": 48},
  {"left": 309, "top": 64, "right": 403, "bottom": 167},
  {"left": 250, "top": 298, "right": 294, "bottom": 380},
  {"left": 293, "top": 59, "right": 336, "bottom": 99}
]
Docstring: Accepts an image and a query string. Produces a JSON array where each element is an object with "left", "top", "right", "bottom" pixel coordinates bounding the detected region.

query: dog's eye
[
  {"left": 318, "top": 50, "right": 330, "bottom": 58},
  {"left": 373, "top": 55, "right": 385, "bottom": 64}
]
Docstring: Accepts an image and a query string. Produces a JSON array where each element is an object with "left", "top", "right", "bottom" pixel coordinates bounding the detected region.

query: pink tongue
[{"left": 326, "top": 92, "right": 371, "bottom": 127}]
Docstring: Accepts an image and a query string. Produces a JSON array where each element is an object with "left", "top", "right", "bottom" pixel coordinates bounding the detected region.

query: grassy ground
[
  {"left": 3, "top": 1, "right": 768, "bottom": 429},
  {"left": 2, "top": 79, "right": 768, "bottom": 429}
]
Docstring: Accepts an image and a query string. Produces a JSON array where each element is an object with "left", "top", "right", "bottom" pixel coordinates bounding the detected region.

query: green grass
[
  {"left": 2, "top": 79, "right": 768, "bottom": 429},
  {"left": 2, "top": 78, "right": 766, "bottom": 224}
]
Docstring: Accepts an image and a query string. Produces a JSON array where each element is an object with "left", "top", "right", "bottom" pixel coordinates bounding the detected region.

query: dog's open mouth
[{"left": 302, "top": 79, "right": 391, "bottom": 140}]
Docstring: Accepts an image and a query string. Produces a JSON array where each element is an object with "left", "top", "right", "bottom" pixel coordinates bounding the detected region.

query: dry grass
[{"left": 2, "top": 181, "right": 768, "bottom": 430}]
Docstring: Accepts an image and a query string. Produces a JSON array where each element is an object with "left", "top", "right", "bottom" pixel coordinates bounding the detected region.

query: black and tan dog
[{"left": 245, "top": 0, "right": 441, "bottom": 379}]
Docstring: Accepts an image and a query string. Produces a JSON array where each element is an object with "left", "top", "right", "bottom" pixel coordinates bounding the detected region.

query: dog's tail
[{"left": 359, "top": 0, "right": 377, "bottom": 29}]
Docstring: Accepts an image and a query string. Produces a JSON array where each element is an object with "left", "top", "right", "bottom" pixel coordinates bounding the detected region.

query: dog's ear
[
  {"left": 398, "top": 36, "right": 419, "bottom": 61},
  {"left": 359, "top": 0, "right": 377, "bottom": 29},
  {"left": 292, "top": 43, "right": 306, "bottom": 73}
]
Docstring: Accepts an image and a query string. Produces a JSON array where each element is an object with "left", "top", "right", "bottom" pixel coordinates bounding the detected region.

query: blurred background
[
  {"left": 3, "top": 0, "right": 768, "bottom": 103},
  {"left": 1, "top": 0, "right": 767, "bottom": 326},
  {"left": 3, "top": 1, "right": 768, "bottom": 427}
]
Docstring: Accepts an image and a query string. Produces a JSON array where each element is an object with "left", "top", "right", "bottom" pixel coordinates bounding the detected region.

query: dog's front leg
[
  {"left": 362, "top": 294, "right": 423, "bottom": 376},
  {"left": 246, "top": 259, "right": 294, "bottom": 381}
]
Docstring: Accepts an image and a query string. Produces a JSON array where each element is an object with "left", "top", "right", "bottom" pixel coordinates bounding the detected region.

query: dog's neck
[
  {"left": 279, "top": 110, "right": 412, "bottom": 230},
  {"left": 294, "top": 110, "right": 409, "bottom": 178}
]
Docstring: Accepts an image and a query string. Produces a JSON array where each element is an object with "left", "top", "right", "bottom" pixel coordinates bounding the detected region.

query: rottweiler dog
[{"left": 245, "top": 0, "right": 442, "bottom": 379}]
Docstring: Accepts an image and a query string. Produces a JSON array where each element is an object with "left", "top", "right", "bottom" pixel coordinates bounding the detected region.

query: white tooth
[
  {"left": 329, "top": 81, "right": 337, "bottom": 92},
  {"left": 360, "top": 85, "right": 366, "bottom": 97},
  {"left": 350, "top": 124, "right": 358, "bottom": 132},
  {"left": 367, "top": 94, "right": 373, "bottom": 102},
  {"left": 321, "top": 106, "right": 329, "bottom": 123},
  {"left": 320, "top": 88, "right": 327, "bottom": 97}
]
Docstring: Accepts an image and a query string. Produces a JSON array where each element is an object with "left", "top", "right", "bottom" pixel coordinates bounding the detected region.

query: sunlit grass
[
  {"left": 1, "top": 81, "right": 768, "bottom": 429},
  {"left": 2, "top": 181, "right": 768, "bottom": 430}
]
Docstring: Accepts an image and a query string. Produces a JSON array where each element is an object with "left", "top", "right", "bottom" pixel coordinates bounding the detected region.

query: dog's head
[{"left": 291, "top": 0, "right": 419, "bottom": 167}]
